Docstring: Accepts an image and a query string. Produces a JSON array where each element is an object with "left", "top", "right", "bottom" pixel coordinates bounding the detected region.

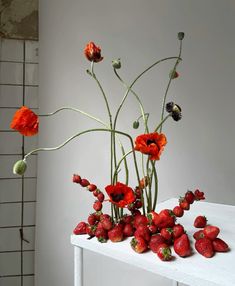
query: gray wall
[{"left": 37, "top": 1, "right": 235, "bottom": 286}]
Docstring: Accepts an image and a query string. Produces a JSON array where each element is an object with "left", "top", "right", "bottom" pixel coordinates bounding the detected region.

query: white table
[{"left": 71, "top": 198, "right": 235, "bottom": 286}]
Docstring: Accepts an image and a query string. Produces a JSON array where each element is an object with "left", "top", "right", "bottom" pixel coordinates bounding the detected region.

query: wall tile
[
  {"left": 0, "top": 155, "right": 37, "bottom": 178},
  {"left": 24, "top": 179, "right": 37, "bottom": 202},
  {"left": 0, "top": 179, "right": 22, "bottom": 202},
  {"left": 0, "top": 277, "right": 21, "bottom": 286},
  {"left": 0, "top": 85, "right": 23, "bottom": 107},
  {"left": 23, "top": 202, "right": 36, "bottom": 225},
  {"left": 23, "top": 251, "right": 34, "bottom": 274},
  {"left": 0, "top": 39, "right": 24, "bottom": 62},
  {"left": 22, "top": 227, "right": 35, "bottom": 250},
  {"left": 0, "top": 228, "right": 21, "bottom": 251},
  {"left": 25, "top": 41, "right": 38, "bottom": 63},
  {"left": 0, "top": 108, "right": 16, "bottom": 130},
  {"left": 25, "top": 86, "right": 38, "bottom": 108},
  {"left": 23, "top": 276, "right": 34, "bottom": 286},
  {"left": 0, "top": 203, "right": 21, "bottom": 227},
  {"left": 0, "top": 252, "right": 21, "bottom": 275},
  {"left": 0, "top": 132, "right": 22, "bottom": 154},
  {"left": 0, "top": 62, "right": 23, "bottom": 84},
  {"left": 25, "top": 64, "right": 38, "bottom": 86}
]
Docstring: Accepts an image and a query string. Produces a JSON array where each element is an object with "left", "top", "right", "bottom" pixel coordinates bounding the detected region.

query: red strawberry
[
  {"left": 194, "top": 189, "right": 205, "bottom": 200},
  {"left": 93, "top": 200, "right": 102, "bottom": 211},
  {"left": 134, "top": 200, "right": 143, "bottom": 209},
  {"left": 122, "top": 215, "right": 133, "bottom": 224},
  {"left": 87, "top": 184, "right": 97, "bottom": 192},
  {"left": 97, "top": 192, "right": 105, "bottom": 202},
  {"left": 179, "top": 198, "right": 190, "bottom": 210},
  {"left": 157, "top": 209, "right": 175, "bottom": 229},
  {"left": 86, "top": 224, "right": 96, "bottom": 237},
  {"left": 135, "top": 224, "right": 151, "bottom": 242},
  {"left": 95, "top": 227, "right": 108, "bottom": 243},
  {"left": 147, "top": 211, "right": 159, "bottom": 225},
  {"left": 193, "top": 230, "right": 205, "bottom": 240},
  {"left": 173, "top": 234, "right": 191, "bottom": 257},
  {"left": 195, "top": 238, "right": 214, "bottom": 258},
  {"left": 73, "top": 174, "right": 81, "bottom": 184},
  {"left": 101, "top": 218, "right": 113, "bottom": 230},
  {"left": 73, "top": 222, "right": 87, "bottom": 235},
  {"left": 93, "top": 189, "right": 100, "bottom": 197},
  {"left": 135, "top": 188, "right": 142, "bottom": 199},
  {"left": 132, "top": 209, "right": 141, "bottom": 216},
  {"left": 94, "top": 211, "right": 102, "bottom": 221},
  {"left": 149, "top": 234, "right": 166, "bottom": 253},
  {"left": 123, "top": 223, "right": 134, "bottom": 237},
  {"left": 87, "top": 214, "right": 97, "bottom": 225},
  {"left": 212, "top": 238, "right": 229, "bottom": 252},
  {"left": 173, "top": 206, "right": 184, "bottom": 217},
  {"left": 160, "top": 228, "right": 173, "bottom": 243},
  {"left": 172, "top": 224, "right": 185, "bottom": 239},
  {"left": 133, "top": 214, "right": 148, "bottom": 228},
  {"left": 130, "top": 237, "right": 148, "bottom": 253},
  {"left": 100, "top": 213, "right": 110, "bottom": 221},
  {"left": 194, "top": 216, "right": 207, "bottom": 228},
  {"left": 156, "top": 243, "right": 172, "bottom": 261},
  {"left": 108, "top": 225, "right": 123, "bottom": 242},
  {"left": 184, "top": 190, "right": 195, "bottom": 204},
  {"left": 80, "top": 178, "right": 90, "bottom": 187},
  {"left": 203, "top": 225, "right": 220, "bottom": 240},
  {"left": 148, "top": 224, "right": 158, "bottom": 234}
]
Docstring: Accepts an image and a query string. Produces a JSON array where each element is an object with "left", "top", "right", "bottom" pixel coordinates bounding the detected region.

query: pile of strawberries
[{"left": 73, "top": 175, "right": 229, "bottom": 261}]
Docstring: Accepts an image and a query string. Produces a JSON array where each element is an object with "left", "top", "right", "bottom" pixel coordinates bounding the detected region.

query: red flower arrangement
[{"left": 10, "top": 33, "right": 227, "bottom": 261}]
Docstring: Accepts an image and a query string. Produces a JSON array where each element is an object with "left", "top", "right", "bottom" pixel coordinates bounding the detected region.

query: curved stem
[
  {"left": 151, "top": 161, "right": 159, "bottom": 211},
  {"left": 120, "top": 144, "right": 129, "bottom": 185},
  {"left": 112, "top": 150, "right": 133, "bottom": 185},
  {"left": 39, "top": 106, "right": 108, "bottom": 127},
  {"left": 24, "top": 128, "right": 140, "bottom": 184},
  {"left": 160, "top": 41, "right": 183, "bottom": 133},
  {"left": 154, "top": 114, "right": 171, "bottom": 132}
]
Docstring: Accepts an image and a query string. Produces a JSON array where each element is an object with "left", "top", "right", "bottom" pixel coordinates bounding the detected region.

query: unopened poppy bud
[
  {"left": 13, "top": 159, "right": 27, "bottom": 176},
  {"left": 133, "top": 121, "right": 139, "bottom": 129},
  {"left": 112, "top": 58, "right": 121, "bottom": 69},
  {"left": 166, "top": 102, "right": 175, "bottom": 113},
  {"left": 178, "top": 32, "right": 185, "bottom": 40},
  {"left": 171, "top": 104, "right": 182, "bottom": 121},
  {"left": 169, "top": 70, "right": 179, "bottom": 79}
]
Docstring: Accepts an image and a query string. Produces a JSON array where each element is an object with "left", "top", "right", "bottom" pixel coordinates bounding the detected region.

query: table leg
[
  {"left": 172, "top": 281, "right": 179, "bottom": 286},
  {"left": 74, "top": 246, "right": 83, "bottom": 286}
]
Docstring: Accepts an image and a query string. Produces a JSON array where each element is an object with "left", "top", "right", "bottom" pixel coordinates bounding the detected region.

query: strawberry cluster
[
  {"left": 193, "top": 216, "right": 229, "bottom": 258},
  {"left": 73, "top": 180, "right": 223, "bottom": 261}
]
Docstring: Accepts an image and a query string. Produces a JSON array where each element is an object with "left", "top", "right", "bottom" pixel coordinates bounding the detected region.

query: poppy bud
[
  {"left": 112, "top": 58, "right": 121, "bottom": 69},
  {"left": 172, "top": 104, "right": 182, "bottom": 121},
  {"left": 13, "top": 159, "right": 27, "bottom": 176},
  {"left": 166, "top": 102, "right": 175, "bottom": 113},
  {"left": 169, "top": 70, "right": 179, "bottom": 79},
  {"left": 133, "top": 121, "right": 139, "bottom": 129},
  {"left": 178, "top": 32, "right": 185, "bottom": 40}
]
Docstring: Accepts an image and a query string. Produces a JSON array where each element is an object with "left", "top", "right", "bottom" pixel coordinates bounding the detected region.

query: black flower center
[
  {"left": 111, "top": 193, "right": 125, "bottom": 202},
  {"left": 146, "top": 139, "right": 156, "bottom": 146}
]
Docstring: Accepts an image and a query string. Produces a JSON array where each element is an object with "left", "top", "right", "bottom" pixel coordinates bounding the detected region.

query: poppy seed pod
[
  {"left": 13, "top": 159, "right": 27, "bottom": 176},
  {"left": 133, "top": 121, "right": 140, "bottom": 129},
  {"left": 112, "top": 58, "right": 121, "bottom": 69},
  {"left": 178, "top": 32, "right": 185, "bottom": 40}
]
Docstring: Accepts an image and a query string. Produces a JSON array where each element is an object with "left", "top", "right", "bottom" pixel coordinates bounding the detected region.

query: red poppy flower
[
  {"left": 134, "top": 132, "right": 167, "bottom": 160},
  {"left": 10, "top": 106, "right": 39, "bottom": 136},
  {"left": 84, "top": 42, "right": 103, "bottom": 63},
  {"left": 105, "top": 182, "right": 135, "bottom": 208}
]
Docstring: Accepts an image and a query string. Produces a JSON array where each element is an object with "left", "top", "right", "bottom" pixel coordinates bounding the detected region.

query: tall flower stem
[
  {"left": 39, "top": 106, "right": 107, "bottom": 127},
  {"left": 159, "top": 41, "right": 183, "bottom": 133},
  {"left": 151, "top": 161, "right": 159, "bottom": 211}
]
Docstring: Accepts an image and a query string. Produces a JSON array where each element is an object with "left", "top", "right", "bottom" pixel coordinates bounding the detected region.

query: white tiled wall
[{"left": 0, "top": 38, "right": 38, "bottom": 286}]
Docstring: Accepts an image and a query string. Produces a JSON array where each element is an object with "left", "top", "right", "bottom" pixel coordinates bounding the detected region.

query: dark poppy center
[
  {"left": 146, "top": 139, "right": 156, "bottom": 146},
  {"left": 111, "top": 193, "right": 125, "bottom": 202}
]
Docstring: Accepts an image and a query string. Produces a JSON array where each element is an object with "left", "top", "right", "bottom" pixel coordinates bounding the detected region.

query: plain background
[{"left": 36, "top": 1, "right": 235, "bottom": 285}]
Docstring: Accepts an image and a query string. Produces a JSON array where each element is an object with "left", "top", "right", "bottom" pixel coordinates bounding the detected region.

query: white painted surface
[
  {"left": 71, "top": 199, "right": 235, "bottom": 286},
  {"left": 37, "top": 1, "right": 235, "bottom": 286}
]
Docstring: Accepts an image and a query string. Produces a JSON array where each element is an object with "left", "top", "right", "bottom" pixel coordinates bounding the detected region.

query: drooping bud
[
  {"left": 13, "top": 159, "right": 27, "bottom": 176},
  {"left": 112, "top": 58, "right": 121, "bottom": 69},
  {"left": 166, "top": 102, "right": 175, "bottom": 113},
  {"left": 133, "top": 121, "right": 139, "bottom": 129},
  {"left": 178, "top": 32, "right": 185, "bottom": 40},
  {"left": 172, "top": 104, "right": 182, "bottom": 121},
  {"left": 169, "top": 70, "right": 179, "bottom": 79}
]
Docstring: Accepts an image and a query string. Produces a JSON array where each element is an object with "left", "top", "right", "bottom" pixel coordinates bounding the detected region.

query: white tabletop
[{"left": 71, "top": 198, "right": 235, "bottom": 286}]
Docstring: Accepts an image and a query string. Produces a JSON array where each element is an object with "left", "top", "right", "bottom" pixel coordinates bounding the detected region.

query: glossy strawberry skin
[
  {"left": 80, "top": 179, "right": 90, "bottom": 187},
  {"left": 185, "top": 191, "right": 195, "bottom": 204},
  {"left": 73, "top": 222, "right": 87, "bottom": 235},
  {"left": 194, "top": 216, "right": 207, "bottom": 228},
  {"left": 160, "top": 228, "right": 173, "bottom": 243},
  {"left": 157, "top": 209, "right": 175, "bottom": 229},
  {"left": 212, "top": 238, "right": 229, "bottom": 252},
  {"left": 87, "top": 214, "right": 97, "bottom": 225},
  {"left": 93, "top": 200, "right": 102, "bottom": 211},
  {"left": 193, "top": 230, "right": 205, "bottom": 240},
  {"left": 133, "top": 214, "right": 148, "bottom": 228},
  {"left": 108, "top": 225, "right": 123, "bottom": 242},
  {"left": 134, "top": 224, "right": 151, "bottom": 242},
  {"left": 172, "top": 224, "right": 184, "bottom": 239},
  {"left": 173, "top": 234, "right": 191, "bottom": 257},
  {"left": 101, "top": 218, "right": 113, "bottom": 230},
  {"left": 179, "top": 199, "right": 190, "bottom": 210},
  {"left": 149, "top": 234, "right": 166, "bottom": 253},
  {"left": 156, "top": 243, "right": 172, "bottom": 261},
  {"left": 123, "top": 223, "right": 134, "bottom": 237},
  {"left": 130, "top": 237, "right": 148, "bottom": 253},
  {"left": 195, "top": 238, "right": 214, "bottom": 258},
  {"left": 173, "top": 206, "right": 184, "bottom": 217},
  {"left": 203, "top": 225, "right": 220, "bottom": 240}
]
